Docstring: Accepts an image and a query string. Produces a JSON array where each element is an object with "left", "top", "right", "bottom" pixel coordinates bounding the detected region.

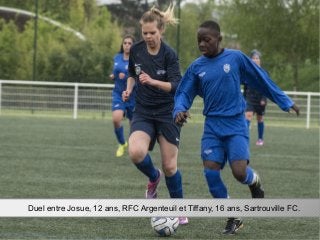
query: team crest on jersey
[
  {"left": 135, "top": 64, "right": 141, "bottom": 75},
  {"left": 223, "top": 64, "right": 231, "bottom": 73},
  {"left": 199, "top": 72, "right": 206, "bottom": 78}
]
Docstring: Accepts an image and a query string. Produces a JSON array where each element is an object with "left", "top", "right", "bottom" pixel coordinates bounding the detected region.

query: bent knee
[
  {"left": 232, "top": 169, "right": 247, "bottom": 182},
  {"left": 128, "top": 145, "right": 147, "bottom": 163},
  {"left": 162, "top": 165, "right": 177, "bottom": 177}
]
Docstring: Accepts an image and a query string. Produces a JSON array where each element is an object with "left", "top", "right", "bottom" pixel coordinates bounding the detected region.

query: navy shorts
[
  {"left": 130, "top": 111, "right": 181, "bottom": 151},
  {"left": 112, "top": 91, "right": 135, "bottom": 120},
  {"left": 246, "top": 103, "right": 266, "bottom": 116},
  {"left": 201, "top": 114, "right": 249, "bottom": 169}
]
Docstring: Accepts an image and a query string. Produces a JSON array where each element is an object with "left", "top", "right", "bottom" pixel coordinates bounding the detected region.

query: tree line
[{"left": 0, "top": 0, "right": 318, "bottom": 91}]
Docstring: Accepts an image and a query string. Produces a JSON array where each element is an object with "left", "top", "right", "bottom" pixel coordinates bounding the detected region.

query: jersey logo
[
  {"left": 199, "top": 72, "right": 206, "bottom": 78},
  {"left": 223, "top": 64, "right": 231, "bottom": 73},
  {"left": 157, "top": 69, "right": 166, "bottom": 75},
  {"left": 135, "top": 64, "right": 141, "bottom": 75},
  {"left": 204, "top": 149, "right": 212, "bottom": 155}
]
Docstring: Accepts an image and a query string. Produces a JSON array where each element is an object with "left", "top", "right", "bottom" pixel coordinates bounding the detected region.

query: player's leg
[
  {"left": 256, "top": 106, "right": 265, "bottom": 146},
  {"left": 158, "top": 136, "right": 183, "bottom": 197},
  {"left": 201, "top": 118, "right": 228, "bottom": 199},
  {"left": 245, "top": 104, "right": 254, "bottom": 129},
  {"left": 129, "top": 117, "right": 161, "bottom": 198},
  {"left": 201, "top": 121, "right": 241, "bottom": 234},
  {"left": 202, "top": 157, "right": 243, "bottom": 234},
  {"left": 112, "top": 97, "right": 127, "bottom": 157},
  {"left": 158, "top": 118, "right": 188, "bottom": 224},
  {"left": 227, "top": 135, "right": 264, "bottom": 199}
]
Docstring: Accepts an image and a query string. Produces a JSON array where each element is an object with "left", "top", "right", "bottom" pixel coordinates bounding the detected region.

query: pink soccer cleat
[
  {"left": 145, "top": 169, "right": 162, "bottom": 199},
  {"left": 178, "top": 217, "right": 189, "bottom": 225},
  {"left": 256, "top": 139, "right": 264, "bottom": 146}
]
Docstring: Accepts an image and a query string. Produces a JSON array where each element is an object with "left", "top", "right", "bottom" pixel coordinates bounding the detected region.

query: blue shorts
[
  {"left": 112, "top": 91, "right": 135, "bottom": 120},
  {"left": 130, "top": 110, "right": 181, "bottom": 151},
  {"left": 201, "top": 114, "right": 249, "bottom": 168}
]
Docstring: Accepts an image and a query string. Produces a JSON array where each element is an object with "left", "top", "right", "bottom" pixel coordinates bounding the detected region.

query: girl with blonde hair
[{"left": 122, "top": 4, "right": 188, "bottom": 225}]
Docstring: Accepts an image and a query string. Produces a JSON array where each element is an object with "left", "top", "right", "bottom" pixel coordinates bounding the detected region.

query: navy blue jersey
[
  {"left": 174, "top": 49, "right": 294, "bottom": 118},
  {"left": 128, "top": 40, "right": 181, "bottom": 114},
  {"left": 112, "top": 53, "right": 129, "bottom": 94},
  {"left": 243, "top": 84, "right": 267, "bottom": 106}
]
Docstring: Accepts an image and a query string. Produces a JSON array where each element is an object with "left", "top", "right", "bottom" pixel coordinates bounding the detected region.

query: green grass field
[{"left": 0, "top": 116, "right": 318, "bottom": 239}]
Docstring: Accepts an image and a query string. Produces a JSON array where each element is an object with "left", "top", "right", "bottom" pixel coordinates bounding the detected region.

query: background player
[
  {"left": 244, "top": 49, "right": 267, "bottom": 146},
  {"left": 110, "top": 35, "right": 135, "bottom": 157}
]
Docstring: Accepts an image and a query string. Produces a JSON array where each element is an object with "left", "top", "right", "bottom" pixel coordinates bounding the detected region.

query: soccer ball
[{"left": 150, "top": 217, "right": 179, "bottom": 237}]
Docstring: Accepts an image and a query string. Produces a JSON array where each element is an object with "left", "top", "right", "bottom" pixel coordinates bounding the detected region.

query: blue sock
[
  {"left": 258, "top": 122, "right": 264, "bottom": 139},
  {"left": 242, "top": 166, "right": 255, "bottom": 185},
  {"left": 135, "top": 154, "right": 158, "bottom": 182},
  {"left": 204, "top": 168, "right": 228, "bottom": 198},
  {"left": 114, "top": 126, "right": 125, "bottom": 145},
  {"left": 246, "top": 119, "right": 251, "bottom": 129},
  {"left": 165, "top": 170, "right": 183, "bottom": 198}
]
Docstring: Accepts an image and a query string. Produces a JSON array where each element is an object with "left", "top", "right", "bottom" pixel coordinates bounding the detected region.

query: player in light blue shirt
[{"left": 173, "top": 20, "right": 300, "bottom": 235}]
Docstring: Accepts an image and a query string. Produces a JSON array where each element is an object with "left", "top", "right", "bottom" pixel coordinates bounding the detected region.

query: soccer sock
[
  {"left": 204, "top": 168, "right": 228, "bottom": 198},
  {"left": 135, "top": 154, "right": 159, "bottom": 182},
  {"left": 165, "top": 170, "right": 183, "bottom": 198},
  {"left": 258, "top": 122, "right": 264, "bottom": 139},
  {"left": 246, "top": 119, "right": 251, "bottom": 129},
  {"left": 242, "top": 166, "right": 256, "bottom": 185},
  {"left": 114, "top": 126, "right": 125, "bottom": 145}
]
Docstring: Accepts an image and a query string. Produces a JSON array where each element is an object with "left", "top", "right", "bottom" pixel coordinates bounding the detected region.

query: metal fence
[{"left": 0, "top": 80, "right": 319, "bottom": 129}]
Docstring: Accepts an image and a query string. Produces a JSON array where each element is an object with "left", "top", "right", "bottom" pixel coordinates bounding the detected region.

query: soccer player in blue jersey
[
  {"left": 174, "top": 20, "right": 299, "bottom": 234},
  {"left": 244, "top": 50, "right": 267, "bottom": 146},
  {"left": 110, "top": 35, "right": 135, "bottom": 157},
  {"left": 122, "top": 4, "right": 188, "bottom": 225}
]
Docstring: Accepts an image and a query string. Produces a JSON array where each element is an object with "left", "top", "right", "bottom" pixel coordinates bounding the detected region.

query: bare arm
[
  {"left": 139, "top": 71, "right": 172, "bottom": 92},
  {"left": 122, "top": 76, "right": 135, "bottom": 101}
]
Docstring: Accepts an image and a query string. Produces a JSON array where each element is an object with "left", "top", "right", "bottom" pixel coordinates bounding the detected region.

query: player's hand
[
  {"left": 139, "top": 71, "right": 152, "bottom": 85},
  {"left": 122, "top": 90, "right": 130, "bottom": 102},
  {"left": 175, "top": 111, "right": 191, "bottom": 126},
  {"left": 119, "top": 72, "right": 125, "bottom": 79},
  {"left": 289, "top": 103, "right": 300, "bottom": 116}
]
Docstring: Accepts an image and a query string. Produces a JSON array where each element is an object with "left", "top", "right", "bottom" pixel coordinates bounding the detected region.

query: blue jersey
[
  {"left": 112, "top": 53, "right": 129, "bottom": 94},
  {"left": 128, "top": 40, "right": 181, "bottom": 114},
  {"left": 174, "top": 49, "right": 294, "bottom": 118}
]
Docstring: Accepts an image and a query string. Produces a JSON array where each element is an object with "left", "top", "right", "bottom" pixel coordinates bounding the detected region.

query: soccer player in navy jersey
[
  {"left": 174, "top": 20, "right": 299, "bottom": 234},
  {"left": 244, "top": 50, "right": 267, "bottom": 146},
  {"left": 110, "top": 35, "right": 135, "bottom": 157},
  {"left": 122, "top": 4, "right": 188, "bottom": 225}
]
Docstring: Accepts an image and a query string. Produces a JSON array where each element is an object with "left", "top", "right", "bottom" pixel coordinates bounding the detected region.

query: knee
[
  {"left": 232, "top": 168, "right": 247, "bottom": 182},
  {"left": 128, "top": 145, "right": 146, "bottom": 163},
  {"left": 162, "top": 164, "right": 177, "bottom": 176}
]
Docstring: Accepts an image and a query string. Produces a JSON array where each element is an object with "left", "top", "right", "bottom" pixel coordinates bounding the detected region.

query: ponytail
[{"left": 140, "top": 3, "right": 178, "bottom": 31}]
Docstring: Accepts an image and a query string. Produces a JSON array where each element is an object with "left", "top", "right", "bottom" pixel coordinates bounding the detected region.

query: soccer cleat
[
  {"left": 249, "top": 173, "right": 265, "bottom": 198},
  {"left": 256, "top": 139, "right": 264, "bottom": 146},
  {"left": 178, "top": 217, "right": 189, "bottom": 225},
  {"left": 223, "top": 218, "right": 243, "bottom": 235},
  {"left": 116, "top": 142, "right": 128, "bottom": 157},
  {"left": 145, "top": 169, "right": 162, "bottom": 199}
]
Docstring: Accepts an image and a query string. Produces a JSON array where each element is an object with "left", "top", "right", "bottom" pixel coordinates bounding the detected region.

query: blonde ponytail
[{"left": 140, "top": 3, "right": 178, "bottom": 31}]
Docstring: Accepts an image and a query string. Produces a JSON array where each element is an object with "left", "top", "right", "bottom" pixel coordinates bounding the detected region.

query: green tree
[
  {"left": 220, "top": 0, "right": 319, "bottom": 91},
  {"left": 165, "top": 1, "right": 219, "bottom": 72},
  {"left": 0, "top": 0, "right": 123, "bottom": 82}
]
